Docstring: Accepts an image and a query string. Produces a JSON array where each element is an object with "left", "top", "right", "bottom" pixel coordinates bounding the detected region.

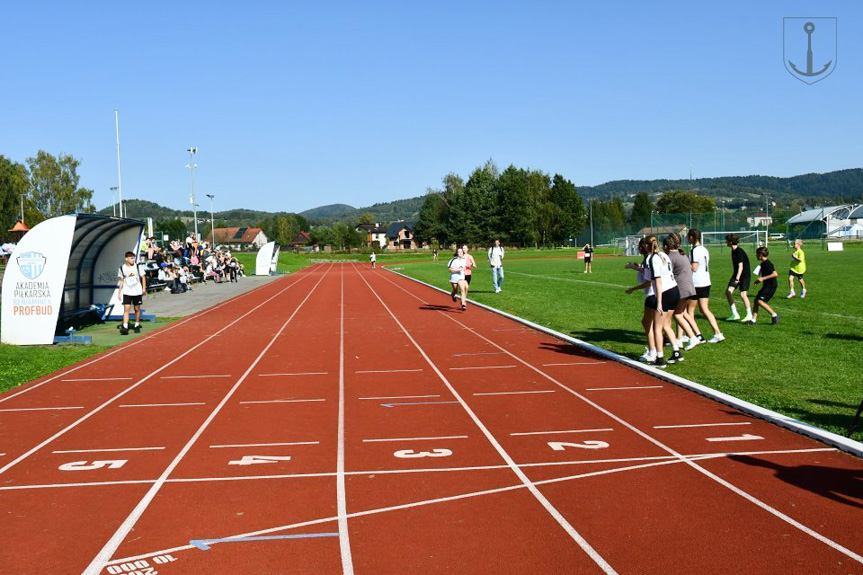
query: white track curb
[{"left": 384, "top": 267, "right": 863, "bottom": 459}]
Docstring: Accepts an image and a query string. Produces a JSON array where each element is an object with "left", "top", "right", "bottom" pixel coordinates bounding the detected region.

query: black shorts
[
  {"left": 788, "top": 270, "right": 804, "bottom": 279},
  {"left": 645, "top": 295, "right": 657, "bottom": 310},
  {"left": 122, "top": 294, "right": 143, "bottom": 306},
  {"left": 584, "top": 256, "right": 592, "bottom": 262},
  {"left": 660, "top": 286, "right": 680, "bottom": 312},
  {"left": 465, "top": 274, "right": 472, "bottom": 285},
  {"left": 756, "top": 286, "right": 776, "bottom": 303},
  {"left": 728, "top": 275, "right": 750, "bottom": 292},
  {"left": 694, "top": 285, "right": 711, "bottom": 299}
]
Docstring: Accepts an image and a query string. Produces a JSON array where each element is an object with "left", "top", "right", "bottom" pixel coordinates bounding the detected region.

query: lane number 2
[
  {"left": 393, "top": 449, "right": 453, "bottom": 459},
  {"left": 59, "top": 460, "right": 128, "bottom": 471}
]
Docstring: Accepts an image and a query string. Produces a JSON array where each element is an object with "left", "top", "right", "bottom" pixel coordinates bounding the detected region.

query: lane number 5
[{"left": 59, "top": 460, "right": 128, "bottom": 471}]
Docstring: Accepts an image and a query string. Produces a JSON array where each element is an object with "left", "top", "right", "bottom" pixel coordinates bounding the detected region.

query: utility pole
[
  {"left": 115, "top": 109, "right": 124, "bottom": 218},
  {"left": 206, "top": 194, "right": 215, "bottom": 245},
  {"left": 186, "top": 147, "right": 198, "bottom": 239}
]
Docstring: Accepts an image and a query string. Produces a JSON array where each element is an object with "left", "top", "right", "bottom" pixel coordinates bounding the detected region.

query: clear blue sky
[{"left": 2, "top": 1, "right": 860, "bottom": 214}]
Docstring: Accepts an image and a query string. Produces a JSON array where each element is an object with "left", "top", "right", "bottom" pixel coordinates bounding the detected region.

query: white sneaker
[
  {"left": 726, "top": 313, "right": 740, "bottom": 321},
  {"left": 708, "top": 333, "right": 725, "bottom": 343},
  {"left": 740, "top": 313, "right": 753, "bottom": 322},
  {"left": 679, "top": 335, "right": 690, "bottom": 344},
  {"left": 495, "top": 287, "right": 501, "bottom": 293},
  {"left": 638, "top": 349, "right": 655, "bottom": 363},
  {"left": 684, "top": 338, "right": 702, "bottom": 351}
]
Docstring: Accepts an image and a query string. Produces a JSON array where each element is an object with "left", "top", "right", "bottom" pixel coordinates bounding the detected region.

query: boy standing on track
[
  {"left": 118, "top": 251, "right": 146, "bottom": 335},
  {"left": 786, "top": 239, "right": 807, "bottom": 298},
  {"left": 750, "top": 246, "right": 780, "bottom": 325},
  {"left": 488, "top": 238, "right": 505, "bottom": 293},
  {"left": 724, "top": 234, "right": 752, "bottom": 322}
]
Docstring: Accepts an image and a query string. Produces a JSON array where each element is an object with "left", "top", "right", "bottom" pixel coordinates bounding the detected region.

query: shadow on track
[{"left": 728, "top": 454, "right": 863, "bottom": 509}]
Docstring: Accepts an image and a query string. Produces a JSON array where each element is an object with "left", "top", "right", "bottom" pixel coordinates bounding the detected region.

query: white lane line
[
  {"left": 2, "top": 448, "right": 840, "bottom": 494},
  {"left": 258, "top": 372, "right": 328, "bottom": 377},
  {"left": 362, "top": 435, "right": 469, "bottom": 443},
  {"left": 0, "top": 406, "right": 84, "bottom": 412},
  {"left": 655, "top": 422, "right": 753, "bottom": 429},
  {"left": 353, "top": 264, "right": 617, "bottom": 575},
  {"left": 511, "top": 428, "right": 614, "bottom": 436},
  {"left": 448, "top": 365, "right": 518, "bottom": 371},
  {"left": 586, "top": 385, "right": 664, "bottom": 391},
  {"left": 453, "top": 352, "right": 505, "bottom": 357},
  {"left": 81, "top": 266, "right": 330, "bottom": 575},
  {"left": 119, "top": 403, "right": 206, "bottom": 408},
  {"left": 61, "top": 377, "right": 134, "bottom": 382},
  {"left": 419, "top": 292, "right": 863, "bottom": 568},
  {"left": 53, "top": 447, "right": 166, "bottom": 454},
  {"left": 160, "top": 375, "right": 231, "bottom": 380},
  {"left": 358, "top": 394, "right": 442, "bottom": 400},
  {"left": 473, "top": 390, "right": 555, "bottom": 397},
  {"left": 239, "top": 399, "right": 326, "bottom": 404},
  {"left": 337, "top": 264, "right": 354, "bottom": 574},
  {"left": 209, "top": 442, "right": 319, "bottom": 449},
  {"left": 354, "top": 369, "right": 423, "bottom": 374},
  {"left": 542, "top": 361, "right": 608, "bottom": 367}
]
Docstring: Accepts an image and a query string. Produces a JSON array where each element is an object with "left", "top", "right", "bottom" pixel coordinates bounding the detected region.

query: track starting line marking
[
  {"left": 190, "top": 532, "right": 340, "bottom": 551},
  {"left": 585, "top": 385, "right": 664, "bottom": 391},
  {"left": 0, "top": 406, "right": 84, "bottom": 412},
  {"left": 358, "top": 394, "right": 441, "bottom": 400},
  {"left": 363, "top": 435, "right": 469, "bottom": 443},
  {"left": 655, "top": 422, "right": 753, "bottom": 429},
  {"left": 511, "top": 428, "right": 614, "bottom": 436}
]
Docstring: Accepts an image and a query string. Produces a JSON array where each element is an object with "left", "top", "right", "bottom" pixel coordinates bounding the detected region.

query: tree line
[{"left": 1, "top": 152, "right": 95, "bottom": 242}]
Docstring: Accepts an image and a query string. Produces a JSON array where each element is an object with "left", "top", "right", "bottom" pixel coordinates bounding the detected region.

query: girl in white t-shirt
[
  {"left": 447, "top": 248, "right": 468, "bottom": 311},
  {"left": 645, "top": 235, "right": 682, "bottom": 367},
  {"left": 626, "top": 237, "right": 658, "bottom": 363},
  {"left": 687, "top": 229, "right": 724, "bottom": 343}
]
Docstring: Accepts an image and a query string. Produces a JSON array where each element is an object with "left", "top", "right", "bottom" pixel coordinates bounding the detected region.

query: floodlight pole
[
  {"left": 110, "top": 187, "right": 118, "bottom": 217},
  {"left": 589, "top": 199, "right": 594, "bottom": 247},
  {"left": 206, "top": 194, "right": 215, "bottom": 244},
  {"left": 187, "top": 147, "right": 198, "bottom": 240},
  {"left": 115, "top": 109, "right": 124, "bottom": 218},
  {"left": 765, "top": 194, "right": 770, "bottom": 245}
]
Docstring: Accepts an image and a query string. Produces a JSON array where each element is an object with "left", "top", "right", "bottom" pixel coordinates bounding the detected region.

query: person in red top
[{"left": 461, "top": 244, "right": 477, "bottom": 297}]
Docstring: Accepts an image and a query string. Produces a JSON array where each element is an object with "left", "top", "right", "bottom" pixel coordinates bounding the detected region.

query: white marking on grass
[
  {"left": 52, "top": 447, "right": 165, "bottom": 454},
  {"left": 362, "top": 435, "right": 468, "bottom": 443},
  {"left": 511, "top": 428, "right": 614, "bottom": 436},
  {"left": 0, "top": 406, "right": 84, "bottom": 412},
  {"left": 655, "top": 422, "right": 752, "bottom": 429},
  {"left": 473, "top": 390, "right": 556, "bottom": 396}
]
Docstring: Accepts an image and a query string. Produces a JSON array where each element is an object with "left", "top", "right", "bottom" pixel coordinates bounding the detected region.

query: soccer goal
[{"left": 699, "top": 230, "right": 767, "bottom": 248}]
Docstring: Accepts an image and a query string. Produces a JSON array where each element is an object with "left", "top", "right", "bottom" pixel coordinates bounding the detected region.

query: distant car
[{"left": 769, "top": 233, "right": 785, "bottom": 240}]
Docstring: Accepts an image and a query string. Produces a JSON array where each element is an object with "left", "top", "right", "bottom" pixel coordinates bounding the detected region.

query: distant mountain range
[{"left": 98, "top": 168, "right": 863, "bottom": 226}]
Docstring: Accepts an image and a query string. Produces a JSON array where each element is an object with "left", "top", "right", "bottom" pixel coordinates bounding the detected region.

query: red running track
[{"left": 0, "top": 263, "right": 861, "bottom": 574}]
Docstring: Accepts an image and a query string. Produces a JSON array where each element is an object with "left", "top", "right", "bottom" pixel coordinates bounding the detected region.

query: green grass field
[{"left": 393, "top": 244, "right": 863, "bottom": 438}]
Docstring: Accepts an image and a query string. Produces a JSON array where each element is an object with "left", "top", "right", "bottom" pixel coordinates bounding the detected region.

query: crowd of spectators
[{"left": 140, "top": 233, "right": 245, "bottom": 295}]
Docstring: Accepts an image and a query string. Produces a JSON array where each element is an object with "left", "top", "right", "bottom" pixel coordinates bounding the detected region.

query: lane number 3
[{"left": 394, "top": 449, "right": 453, "bottom": 459}]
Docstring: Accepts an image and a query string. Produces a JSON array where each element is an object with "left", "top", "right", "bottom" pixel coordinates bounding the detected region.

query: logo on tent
[{"left": 17, "top": 252, "right": 47, "bottom": 280}]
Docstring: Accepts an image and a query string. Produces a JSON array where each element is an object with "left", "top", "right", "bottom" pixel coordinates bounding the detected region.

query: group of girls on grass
[{"left": 626, "top": 230, "right": 725, "bottom": 369}]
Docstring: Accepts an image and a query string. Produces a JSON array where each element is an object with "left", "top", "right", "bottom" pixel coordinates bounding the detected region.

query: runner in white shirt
[
  {"left": 687, "top": 229, "right": 724, "bottom": 343},
  {"left": 117, "top": 251, "right": 146, "bottom": 335},
  {"left": 448, "top": 248, "right": 468, "bottom": 311},
  {"left": 626, "top": 237, "right": 658, "bottom": 363}
]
